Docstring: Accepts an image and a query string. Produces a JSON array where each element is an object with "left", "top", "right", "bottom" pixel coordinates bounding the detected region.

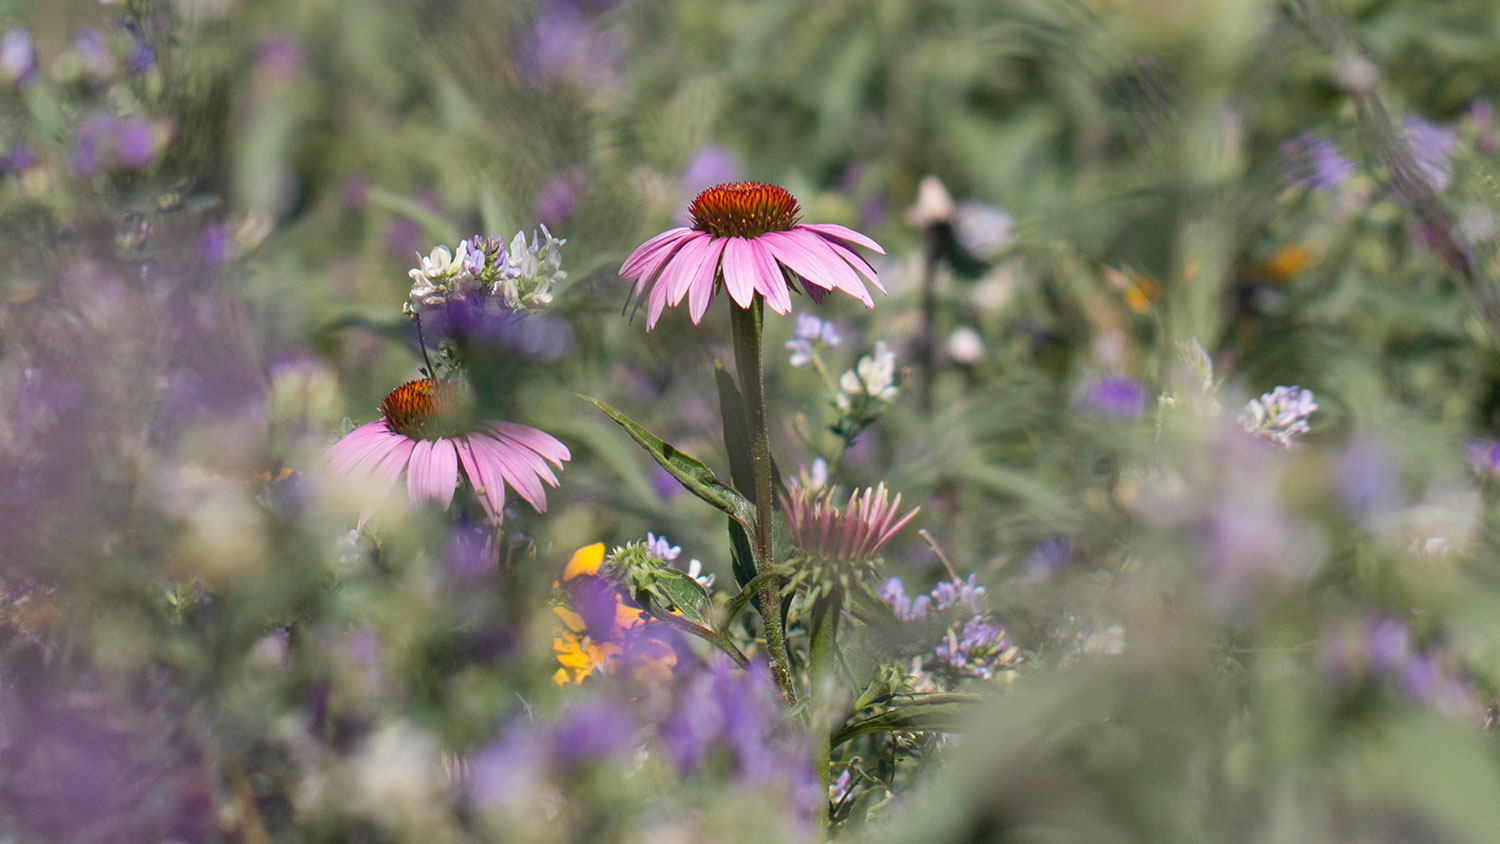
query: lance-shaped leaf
[
  {"left": 831, "top": 693, "right": 984, "bottom": 748},
  {"left": 646, "top": 567, "right": 716, "bottom": 632},
  {"left": 582, "top": 395, "right": 755, "bottom": 529}
]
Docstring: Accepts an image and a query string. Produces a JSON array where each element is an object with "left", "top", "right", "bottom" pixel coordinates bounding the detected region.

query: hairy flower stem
[
  {"left": 808, "top": 591, "right": 841, "bottom": 837},
  {"left": 730, "top": 298, "right": 797, "bottom": 705}
]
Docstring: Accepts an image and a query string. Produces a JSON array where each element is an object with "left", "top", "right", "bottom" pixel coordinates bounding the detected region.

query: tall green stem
[
  {"left": 729, "top": 298, "right": 796, "bottom": 705},
  {"left": 808, "top": 591, "right": 841, "bottom": 838}
]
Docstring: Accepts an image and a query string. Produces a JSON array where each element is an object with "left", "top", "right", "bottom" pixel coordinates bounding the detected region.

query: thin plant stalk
[
  {"left": 808, "top": 590, "right": 841, "bottom": 838},
  {"left": 729, "top": 297, "right": 797, "bottom": 704}
]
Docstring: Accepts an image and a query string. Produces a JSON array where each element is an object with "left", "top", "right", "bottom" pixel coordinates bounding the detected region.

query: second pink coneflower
[
  {"left": 326, "top": 378, "right": 569, "bottom": 527},
  {"left": 620, "top": 181, "right": 886, "bottom": 329}
]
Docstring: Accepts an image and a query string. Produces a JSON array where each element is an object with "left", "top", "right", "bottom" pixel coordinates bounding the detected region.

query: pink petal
[
  {"left": 622, "top": 229, "right": 694, "bottom": 298},
  {"left": 406, "top": 439, "right": 435, "bottom": 504},
  {"left": 764, "top": 230, "right": 872, "bottom": 307},
  {"left": 720, "top": 237, "right": 758, "bottom": 308},
  {"left": 620, "top": 227, "right": 691, "bottom": 280},
  {"left": 356, "top": 437, "right": 416, "bottom": 529},
  {"left": 327, "top": 421, "right": 402, "bottom": 477},
  {"left": 455, "top": 439, "right": 504, "bottom": 522},
  {"left": 743, "top": 239, "right": 792, "bottom": 314},
  {"left": 796, "top": 223, "right": 885, "bottom": 255},
  {"left": 472, "top": 434, "right": 549, "bottom": 512},
  {"left": 687, "top": 238, "right": 727, "bottom": 324},
  {"left": 665, "top": 234, "right": 713, "bottom": 306},
  {"left": 493, "top": 422, "right": 571, "bottom": 466},
  {"left": 646, "top": 270, "right": 672, "bottom": 329},
  {"left": 426, "top": 438, "right": 460, "bottom": 509},
  {"left": 819, "top": 236, "right": 886, "bottom": 294}
]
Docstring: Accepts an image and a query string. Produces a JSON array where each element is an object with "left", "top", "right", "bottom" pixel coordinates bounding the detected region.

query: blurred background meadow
[{"left": 8, "top": 0, "right": 1500, "bottom": 840}]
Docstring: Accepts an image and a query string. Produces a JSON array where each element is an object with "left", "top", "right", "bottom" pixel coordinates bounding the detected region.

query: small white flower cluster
[
  {"left": 784, "top": 313, "right": 841, "bottom": 367},
  {"left": 404, "top": 226, "right": 567, "bottom": 316},
  {"left": 836, "top": 341, "right": 899, "bottom": 411},
  {"left": 1239, "top": 385, "right": 1317, "bottom": 447},
  {"left": 645, "top": 531, "right": 713, "bottom": 589}
]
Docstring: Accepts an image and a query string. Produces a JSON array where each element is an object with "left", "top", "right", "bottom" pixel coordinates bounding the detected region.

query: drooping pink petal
[
  {"left": 472, "top": 434, "right": 549, "bottom": 512},
  {"left": 456, "top": 438, "right": 505, "bottom": 522},
  {"left": 719, "top": 237, "right": 758, "bottom": 308},
  {"left": 327, "top": 421, "right": 403, "bottom": 477},
  {"left": 426, "top": 438, "right": 460, "bottom": 509},
  {"left": 646, "top": 269, "right": 673, "bottom": 329},
  {"left": 620, "top": 227, "right": 692, "bottom": 280},
  {"left": 356, "top": 436, "right": 416, "bottom": 530},
  {"left": 768, "top": 230, "right": 873, "bottom": 307},
  {"left": 665, "top": 233, "right": 714, "bottom": 306},
  {"left": 686, "top": 238, "right": 727, "bottom": 324},
  {"left": 819, "top": 236, "right": 887, "bottom": 294},
  {"left": 796, "top": 223, "right": 886, "bottom": 255},
  {"left": 622, "top": 228, "right": 695, "bottom": 298},
  {"left": 492, "top": 422, "right": 571, "bottom": 466},
  {"left": 743, "top": 238, "right": 793, "bottom": 314},
  {"left": 406, "top": 439, "right": 436, "bottom": 504}
]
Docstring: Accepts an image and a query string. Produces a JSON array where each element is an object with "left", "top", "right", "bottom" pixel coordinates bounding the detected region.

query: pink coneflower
[
  {"left": 326, "top": 378, "right": 569, "bottom": 526},
  {"left": 620, "top": 182, "right": 886, "bottom": 329}
]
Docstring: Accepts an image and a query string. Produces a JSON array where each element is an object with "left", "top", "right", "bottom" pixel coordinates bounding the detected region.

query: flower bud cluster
[
  {"left": 785, "top": 313, "right": 841, "bottom": 367},
  {"left": 1239, "top": 386, "right": 1317, "bottom": 447},
  {"left": 835, "top": 341, "right": 899, "bottom": 412},
  {"left": 880, "top": 575, "right": 1019, "bottom": 686},
  {"left": 405, "top": 226, "right": 567, "bottom": 316}
]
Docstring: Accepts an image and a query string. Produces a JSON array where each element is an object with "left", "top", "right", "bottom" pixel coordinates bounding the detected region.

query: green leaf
[
  {"left": 832, "top": 693, "right": 984, "bottom": 748},
  {"left": 581, "top": 395, "right": 755, "bottom": 529},
  {"left": 728, "top": 517, "right": 757, "bottom": 590},
  {"left": 649, "top": 568, "right": 715, "bottom": 631},
  {"left": 715, "top": 362, "right": 756, "bottom": 503}
]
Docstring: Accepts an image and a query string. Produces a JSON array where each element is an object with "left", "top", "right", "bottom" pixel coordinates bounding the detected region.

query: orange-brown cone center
[
  {"left": 379, "top": 378, "right": 474, "bottom": 440},
  {"left": 687, "top": 182, "right": 801, "bottom": 238}
]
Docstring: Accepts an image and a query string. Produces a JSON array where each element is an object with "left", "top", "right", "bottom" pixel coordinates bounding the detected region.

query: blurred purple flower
[
  {"left": 1281, "top": 133, "right": 1354, "bottom": 191},
  {"left": 534, "top": 169, "right": 582, "bottom": 228},
  {"left": 879, "top": 577, "right": 931, "bottom": 621},
  {"left": 1077, "top": 375, "right": 1148, "bottom": 419},
  {"left": 253, "top": 32, "right": 306, "bottom": 81},
  {"left": 1332, "top": 436, "right": 1403, "bottom": 519},
  {"left": 1463, "top": 436, "right": 1500, "bottom": 480},
  {"left": 934, "top": 616, "right": 1008, "bottom": 680},
  {"left": 71, "top": 27, "right": 116, "bottom": 82},
  {"left": 1025, "top": 535, "right": 1072, "bottom": 579},
  {"left": 680, "top": 145, "right": 742, "bottom": 196},
  {"left": 649, "top": 465, "right": 681, "bottom": 502},
  {"left": 516, "top": 4, "right": 623, "bottom": 91},
  {"left": 114, "top": 119, "right": 157, "bottom": 168},
  {"left": 1, "top": 28, "right": 36, "bottom": 87},
  {"left": 552, "top": 698, "right": 638, "bottom": 768},
  {"left": 1403, "top": 116, "right": 1457, "bottom": 191},
  {"left": 199, "top": 221, "right": 231, "bottom": 266}
]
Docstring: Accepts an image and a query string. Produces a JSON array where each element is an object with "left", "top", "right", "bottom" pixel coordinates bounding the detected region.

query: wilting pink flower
[
  {"left": 326, "top": 378, "right": 568, "bottom": 526},
  {"left": 620, "top": 182, "right": 886, "bottom": 329}
]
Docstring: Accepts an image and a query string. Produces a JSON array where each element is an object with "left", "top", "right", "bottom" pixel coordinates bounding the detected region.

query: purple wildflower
[
  {"left": 1403, "top": 116, "right": 1457, "bottom": 191},
  {"left": 1, "top": 28, "right": 36, "bottom": 87},
  {"left": 1464, "top": 437, "right": 1500, "bottom": 480},
  {"left": 1078, "top": 375, "right": 1148, "bottom": 419},
  {"left": 1281, "top": 133, "right": 1354, "bottom": 191},
  {"left": 934, "top": 616, "right": 1009, "bottom": 680}
]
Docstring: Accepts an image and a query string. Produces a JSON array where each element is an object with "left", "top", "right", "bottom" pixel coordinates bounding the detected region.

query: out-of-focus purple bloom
[
  {"left": 1465, "top": 99, "right": 1495, "bottom": 154},
  {"left": 72, "top": 27, "right": 115, "bottom": 81},
  {"left": 680, "top": 145, "right": 741, "bottom": 198},
  {"left": 1403, "top": 116, "right": 1457, "bottom": 191},
  {"left": 1, "top": 28, "right": 36, "bottom": 87},
  {"left": 954, "top": 202, "right": 1015, "bottom": 259},
  {"left": 341, "top": 175, "right": 370, "bottom": 209},
  {"left": 199, "top": 221, "right": 231, "bottom": 266},
  {"left": 1239, "top": 385, "right": 1316, "bottom": 447},
  {"left": 253, "top": 32, "right": 306, "bottom": 81},
  {"left": 1077, "top": 375, "right": 1148, "bottom": 419},
  {"left": 1320, "top": 611, "right": 1478, "bottom": 721},
  {"left": 1281, "top": 132, "right": 1354, "bottom": 191},
  {"left": 552, "top": 698, "right": 638, "bottom": 768},
  {"left": 1, "top": 143, "right": 35, "bottom": 179},
  {"left": 649, "top": 465, "right": 680, "bottom": 502},
  {"left": 533, "top": 170, "right": 581, "bottom": 228},
  {"left": 126, "top": 40, "right": 155, "bottom": 75},
  {"left": 1463, "top": 437, "right": 1500, "bottom": 480},
  {"left": 931, "top": 574, "right": 986, "bottom": 615},
  {"left": 1025, "top": 535, "right": 1071, "bottom": 579},
  {"left": 516, "top": 3, "right": 623, "bottom": 91},
  {"left": 1332, "top": 436, "right": 1403, "bottom": 519},
  {"left": 114, "top": 119, "right": 157, "bottom": 168}
]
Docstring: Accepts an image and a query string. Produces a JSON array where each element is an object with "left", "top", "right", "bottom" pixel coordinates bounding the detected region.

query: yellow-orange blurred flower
[
  {"left": 1264, "top": 244, "right": 1314, "bottom": 281},
  {"left": 551, "top": 543, "right": 675, "bottom": 686}
]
